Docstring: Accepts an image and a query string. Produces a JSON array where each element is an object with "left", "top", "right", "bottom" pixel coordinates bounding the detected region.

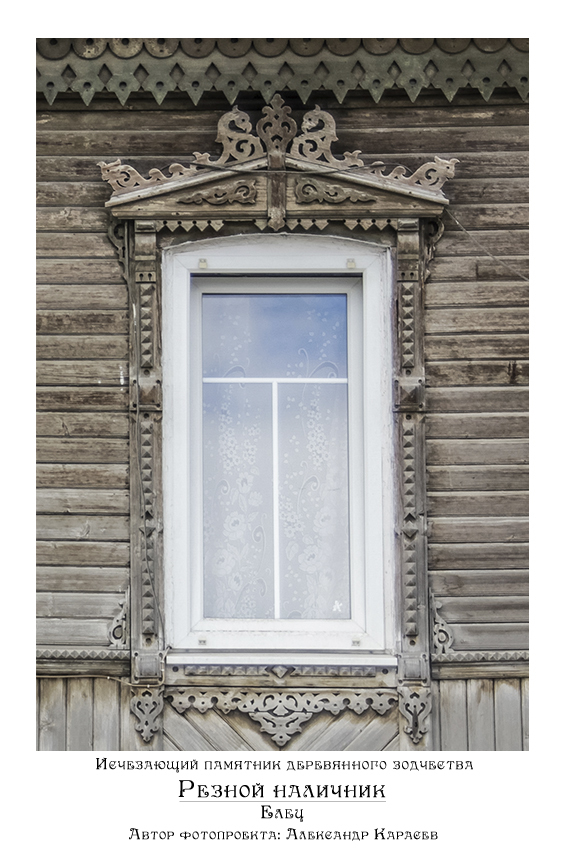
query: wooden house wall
[{"left": 36, "top": 87, "right": 528, "bottom": 750}]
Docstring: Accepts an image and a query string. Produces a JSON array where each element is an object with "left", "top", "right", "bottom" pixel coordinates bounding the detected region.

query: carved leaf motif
[
  {"left": 256, "top": 93, "right": 297, "bottom": 155},
  {"left": 294, "top": 176, "right": 376, "bottom": 204},
  {"left": 178, "top": 179, "right": 257, "bottom": 205}
]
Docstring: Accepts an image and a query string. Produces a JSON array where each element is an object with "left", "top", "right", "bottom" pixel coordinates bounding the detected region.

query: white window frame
[{"left": 163, "top": 234, "right": 397, "bottom": 665}]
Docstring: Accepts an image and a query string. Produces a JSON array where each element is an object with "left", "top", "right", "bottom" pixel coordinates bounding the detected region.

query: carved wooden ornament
[{"left": 99, "top": 95, "right": 456, "bottom": 231}]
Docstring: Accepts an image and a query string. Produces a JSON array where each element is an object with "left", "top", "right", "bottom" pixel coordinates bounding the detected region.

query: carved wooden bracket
[
  {"left": 131, "top": 686, "right": 164, "bottom": 743},
  {"left": 397, "top": 685, "right": 432, "bottom": 745}
]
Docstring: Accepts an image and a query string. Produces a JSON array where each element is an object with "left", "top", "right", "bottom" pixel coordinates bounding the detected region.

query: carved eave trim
[{"left": 103, "top": 155, "right": 451, "bottom": 211}]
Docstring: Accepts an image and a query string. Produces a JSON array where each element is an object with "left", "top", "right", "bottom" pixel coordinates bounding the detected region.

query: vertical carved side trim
[
  {"left": 401, "top": 419, "right": 418, "bottom": 637},
  {"left": 129, "top": 220, "right": 164, "bottom": 682}
]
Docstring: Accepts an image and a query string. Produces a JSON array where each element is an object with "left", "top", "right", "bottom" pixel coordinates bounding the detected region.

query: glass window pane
[
  {"left": 202, "top": 293, "right": 347, "bottom": 379},
  {"left": 202, "top": 382, "right": 274, "bottom": 618},
  {"left": 278, "top": 383, "right": 351, "bottom": 619}
]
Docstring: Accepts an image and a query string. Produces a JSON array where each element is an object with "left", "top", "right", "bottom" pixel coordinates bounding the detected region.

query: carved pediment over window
[{"left": 98, "top": 95, "right": 457, "bottom": 231}]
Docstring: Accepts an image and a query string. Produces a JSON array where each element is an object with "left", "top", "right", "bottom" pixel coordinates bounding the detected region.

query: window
[{"left": 163, "top": 235, "right": 396, "bottom": 663}]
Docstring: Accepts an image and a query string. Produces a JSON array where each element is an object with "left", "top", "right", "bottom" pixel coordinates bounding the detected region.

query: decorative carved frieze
[
  {"left": 36, "top": 647, "right": 130, "bottom": 660},
  {"left": 431, "top": 650, "right": 529, "bottom": 664},
  {"left": 398, "top": 685, "right": 432, "bottom": 744},
  {"left": 165, "top": 688, "right": 398, "bottom": 747},
  {"left": 131, "top": 686, "right": 164, "bottom": 743},
  {"left": 37, "top": 40, "right": 529, "bottom": 109},
  {"left": 181, "top": 664, "right": 382, "bottom": 678},
  {"left": 98, "top": 159, "right": 198, "bottom": 195}
]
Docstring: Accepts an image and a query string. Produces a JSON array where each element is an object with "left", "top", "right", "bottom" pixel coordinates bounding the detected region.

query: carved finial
[
  {"left": 256, "top": 94, "right": 297, "bottom": 157},
  {"left": 371, "top": 156, "right": 459, "bottom": 193}
]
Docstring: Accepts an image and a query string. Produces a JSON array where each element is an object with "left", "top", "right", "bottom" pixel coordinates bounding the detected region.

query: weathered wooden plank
[
  {"left": 435, "top": 230, "right": 528, "bottom": 257},
  {"left": 36, "top": 125, "right": 529, "bottom": 158},
  {"left": 429, "top": 569, "right": 528, "bottom": 595},
  {"left": 37, "top": 437, "right": 129, "bottom": 463},
  {"left": 162, "top": 704, "right": 225, "bottom": 751},
  {"left": 36, "top": 207, "right": 109, "bottom": 232},
  {"left": 426, "top": 388, "right": 528, "bottom": 413},
  {"left": 37, "top": 182, "right": 111, "bottom": 206},
  {"left": 425, "top": 281, "right": 528, "bottom": 308},
  {"left": 285, "top": 711, "right": 349, "bottom": 752},
  {"left": 521, "top": 678, "right": 529, "bottom": 751},
  {"left": 429, "top": 256, "right": 528, "bottom": 283},
  {"left": 93, "top": 678, "right": 121, "bottom": 751},
  {"left": 427, "top": 439, "right": 528, "bottom": 466},
  {"left": 447, "top": 178, "right": 528, "bottom": 204},
  {"left": 36, "top": 388, "right": 129, "bottom": 411},
  {"left": 428, "top": 543, "right": 528, "bottom": 570},
  {"left": 344, "top": 712, "right": 400, "bottom": 751},
  {"left": 37, "top": 412, "right": 129, "bottom": 437},
  {"left": 36, "top": 488, "right": 130, "bottom": 514},
  {"left": 429, "top": 517, "right": 528, "bottom": 544},
  {"left": 427, "top": 465, "right": 528, "bottom": 491},
  {"left": 37, "top": 361, "right": 128, "bottom": 387},
  {"left": 36, "top": 515, "right": 129, "bottom": 541},
  {"left": 37, "top": 285, "right": 128, "bottom": 310},
  {"left": 426, "top": 361, "right": 528, "bottom": 387},
  {"left": 426, "top": 414, "right": 528, "bottom": 440},
  {"left": 37, "top": 567, "right": 129, "bottom": 593},
  {"left": 428, "top": 491, "right": 528, "bottom": 517},
  {"left": 451, "top": 623, "right": 528, "bottom": 650},
  {"left": 439, "top": 680, "right": 468, "bottom": 751},
  {"left": 436, "top": 596, "right": 528, "bottom": 623},
  {"left": 301, "top": 711, "right": 379, "bottom": 752},
  {"left": 36, "top": 101, "right": 529, "bottom": 132},
  {"left": 37, "top": 618, "right": 111, "bottom": 645},
  {"left": 37, "top": 310, "right": 128, "bottom": 334},
  {"left": 444, "top": 204, "right": 529, "bottom": 230},
  {"left": 425, "top": 334, "right": 528, "bottom": 361},
  {"left": 37, "top": 463, "right": 129, "bottom": 488},
  {"left": 494, "top": 679, "right": 523, "bottom": 751},
  {"left": 425, "top": 307, "right": 528, "bottom": 335},
  {"left": 466, "top": 679, "right": 495, "bottom": 750},
  {"left": 36, "top": 233, "right": 116, "bottom": 259},
  {"left": 67, "top": 678, "right": 94, "bottom": 751},
  {"left": 185, "top": 707, "right": 255, "bottom": 751},
  {"left": 38, "top": 678, "right": 67, "bottom": 750},
  {"left": 36, "top": 592, "right": 124, "bottom": 617},
  {"left": 37, "top": 335, "right": 129, "bottom": 360},
  {"left": 37, "top": 540, "right": 130, "bottom": 565}
]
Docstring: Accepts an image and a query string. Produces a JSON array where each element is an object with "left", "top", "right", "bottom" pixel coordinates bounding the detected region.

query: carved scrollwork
[
  {"left": 430, "top": 592, "right": 454, "bottom": 655},
  {"left": 178, "top": 179, "right": 257, "bottom": 205},
  {"left": 166, "top": 688, "right": 398, "bottom": 747},
  {"left": 371, "top": 156, "right": 459, "bottom": 192},
  {"left": 193, "top": 105, "right": 264, "bottom": 166},
  {"left": 294, "top": 176, "right": 376, "bottom": 204},
  {"left": 291, "top": 105, "right": 363, "bottom": 167},
  {"left": 108, "top": 590, "right": 129, "bottom": 647},
  {"left": 98, "top": 159, "right": 197, "bottom": 195}
]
